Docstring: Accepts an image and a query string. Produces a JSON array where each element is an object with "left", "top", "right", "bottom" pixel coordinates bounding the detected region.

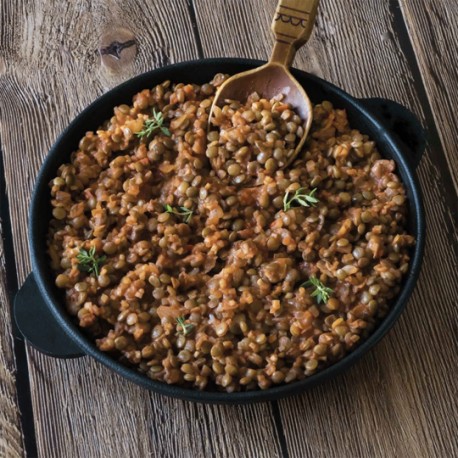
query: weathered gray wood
[
  {"left": 0, "top": 1, "right": 282, "bottom": 457},
  {"left": 0, "top": 221, "right": 24, "bottom": 458},
  {"left": 2, "top": 0, "right": 458, "bottom": 456},
  {"left": 194, "top": 0, "right": 458, "bottom": 457},
  {"left": 401, "top": 0, "right": 458, "bottom": 195}
]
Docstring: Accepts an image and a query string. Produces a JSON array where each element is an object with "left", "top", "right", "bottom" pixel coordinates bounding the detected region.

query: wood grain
[
  {"left": 400, "top": 0, "right": 458, "bottom": 196},
  {"left": 0, "top": 1, "right": 282, "bottom": 457},
  {"left": 1, "top": 0, "right": 458, "bottom": 456},
  {"left": 194, "top": 0, "right": 458, "bottom": 457},
  {"left": 0, "top": 220, "right": 24, "bottom": 458}
]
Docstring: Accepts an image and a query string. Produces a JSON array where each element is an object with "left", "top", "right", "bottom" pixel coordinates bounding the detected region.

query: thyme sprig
[
  {"left": 76, "top": 246, "right": 106, "bottom": 277},
  {"left": 176, "top": 316, "right": 194, "bottom": 336},
  {"left": 165, "top": 204, "right": 193, "bottom": 223},
  {"left": 283, "top": 187, "right": 319, "bottom": 212},
  {"left": 302, "top": 276, "right": 333, "bottom": 304},
  {"left": 136, "top": 109, "right": 171, "bottom": 138}
]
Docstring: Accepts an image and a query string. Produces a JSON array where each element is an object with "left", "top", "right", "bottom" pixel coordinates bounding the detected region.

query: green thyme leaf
[
  {"left": 283, "top": 187, "right": 319, "bottom": 212},
  {"left": 176, "top": 316, "right": 194, "bottom": 336},
  {"left": 165, "top": 204, "right": 194, "bottom": 223},
  {"left": 136, "top": 109, "right": 171, "bottom": 139},
  {"left": 302, "top": 276, "right": 333, "bottom": 304},
  {"left": 76, "top": 246, "right": 106, "bottom": 277}
]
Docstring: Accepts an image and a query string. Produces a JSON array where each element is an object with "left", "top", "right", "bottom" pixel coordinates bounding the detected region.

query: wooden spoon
[{"left": 210, "top": 0, "right": 320, "bottom": 168}]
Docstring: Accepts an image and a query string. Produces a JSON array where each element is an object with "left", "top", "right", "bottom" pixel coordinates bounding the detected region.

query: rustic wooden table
[{"left": 1, "top": 1, "right": 457, "bottom": 457}]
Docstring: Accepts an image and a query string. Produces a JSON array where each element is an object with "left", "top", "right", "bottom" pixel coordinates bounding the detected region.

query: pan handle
[
  {"left": 14, "top": 274, "right": 85, "bottom": 358},
  {"left": 359, "top": 97, "right": 426, "bottom": 169}
]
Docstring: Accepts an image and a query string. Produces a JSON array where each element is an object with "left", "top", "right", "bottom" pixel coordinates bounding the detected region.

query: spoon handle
[{"left": 270, "top": 0, "right": 320, "bottom": 68}]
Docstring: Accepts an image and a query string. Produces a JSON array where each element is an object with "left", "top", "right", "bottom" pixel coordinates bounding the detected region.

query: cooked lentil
[
  {"left": 48, "top": 74, "right": 415, "bottom": 392},
  {"left": 210, "top": 92, "right": 303, "bottom": 185}
]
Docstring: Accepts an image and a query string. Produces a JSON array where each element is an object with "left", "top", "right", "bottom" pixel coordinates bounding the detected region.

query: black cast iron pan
[{"left": 14, "top": 58, "right": 426, "bottom": 403}]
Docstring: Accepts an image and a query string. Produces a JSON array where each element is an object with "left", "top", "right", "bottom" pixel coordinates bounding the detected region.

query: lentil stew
[{"left": 47, "top": 74, "right": 415, "bottom": 392}]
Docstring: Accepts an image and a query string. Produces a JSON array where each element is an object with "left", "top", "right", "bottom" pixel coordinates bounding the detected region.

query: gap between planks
[{"left": 0, "top": 141, "right": 36, "bottom": 457}]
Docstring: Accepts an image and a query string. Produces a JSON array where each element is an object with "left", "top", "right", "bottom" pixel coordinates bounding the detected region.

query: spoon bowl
[{"left": 210, "top": 0, "right": 320, "bottom": 167}]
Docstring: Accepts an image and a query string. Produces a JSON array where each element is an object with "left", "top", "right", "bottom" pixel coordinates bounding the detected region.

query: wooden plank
[
  {"left": 147, "top": 400, "right": 283, "bottom": 458},
  {"left": 0, "top": 1, "right": 282, "bottom": 457},
  {"left": 400, "top": 0, "right": 458, "bottom": 195},
  {"left": 194, "top": 0, "right": 458, "bottom": 457},
  {"left": 0, "top": 218, "right": 24, "bottom": 458}
]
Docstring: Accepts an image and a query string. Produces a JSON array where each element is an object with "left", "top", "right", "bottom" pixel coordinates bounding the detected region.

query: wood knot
[{"left": 99, "top": 27, "right": 137, "bottom": 73}]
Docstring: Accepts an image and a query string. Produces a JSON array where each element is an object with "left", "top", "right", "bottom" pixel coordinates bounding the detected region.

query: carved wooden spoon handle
[{"left": 270, "top": 0, "right": 320, "bottom": 67}]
